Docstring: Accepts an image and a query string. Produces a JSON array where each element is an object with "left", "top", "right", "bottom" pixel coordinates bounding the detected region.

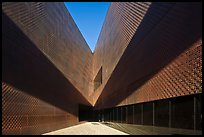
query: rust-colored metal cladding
[
  {"left": 94, "top": 2, "right": 202, "bottom": 109},
  {"left": 2, "top": 82, "right": 77, "bottom": 135},
  {"left": 2, "top": 2, "right": 92, "bottom": 135},
  {"left": 91, "top": 2, "right": 152, "bottom": 105},
  {"left": 2, "top": 2, "right": 93, "bottom": 101},
  {"left": 2, "top": 1, "right": 202, "bottom": 135}
]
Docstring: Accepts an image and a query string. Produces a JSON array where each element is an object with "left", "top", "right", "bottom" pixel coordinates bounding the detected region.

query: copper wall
[
  {"left": 2, "top": 82, "right": 77, "bottom": 135},
  {"left": 92, "top": 2, "right": 152, "bottom": 105},
  {"left": 94, "top": 2, "right": 202, "bottom": 109},
  {"left": 2, "top": 2, "right": 93, "bottom": 100},
  {"left": 2, "top": 2, "right": 92, "bottom": 135},
  {"left": 2, "top": 1, "right": 202, "bottom": 134}
]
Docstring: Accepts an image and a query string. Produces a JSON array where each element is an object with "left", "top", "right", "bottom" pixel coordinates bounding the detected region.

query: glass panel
[{"left": 171, "top": 95, "right": 194, "bottom": 129}]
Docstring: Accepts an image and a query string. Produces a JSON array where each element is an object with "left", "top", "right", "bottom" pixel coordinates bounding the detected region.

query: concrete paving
[{"left": 43, "top": 122, "right": 128, "bottom": 135}]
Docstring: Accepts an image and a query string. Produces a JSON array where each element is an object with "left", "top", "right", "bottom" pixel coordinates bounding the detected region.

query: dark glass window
[{"left": 94, "top": 67, "right": 102, "bottom": 91}]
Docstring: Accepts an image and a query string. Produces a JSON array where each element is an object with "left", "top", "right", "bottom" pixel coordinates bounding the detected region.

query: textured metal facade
[
  {"left": 92, "top": 2, "right": 152, "bottom": 104},
  {"left": 119, "top": 40, "right": 202, "bottom": 105},
  {"left": 2, "top": 2, "right": 93, "bottom": 100},
  {"left": 2, "top": 2, "right": 92, "bottom": 135},
  {"left": 2, "top": 82, "right": 77, "bottom": 135},
  {"left": 94, "top": 2, "right": 202, "bottom": 109},
  {"left": 2, "top": 2, "right": 202, "bottom": 134}
]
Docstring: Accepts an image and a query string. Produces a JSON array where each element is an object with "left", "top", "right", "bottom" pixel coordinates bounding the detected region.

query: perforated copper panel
[
  {"left": 103, "top": 43, "right": 202, "bottom": 107},
  {"left": 94, "top": 2, "right": 202, "bottom": 109},
  {"left": 2, "top": 1, "right": 202, "bottom": 134},
  {"left": 92, "top": 2, "right": 153, "bottom": 104},
  {"left": 123, "top": 41, "right": 202, "bottom": 104},
  {"left": 2, "top": 82, "right": 77, "bottom": 135},
  {"left": 2, "top": 2, "right": 93, "bottom": 101}
]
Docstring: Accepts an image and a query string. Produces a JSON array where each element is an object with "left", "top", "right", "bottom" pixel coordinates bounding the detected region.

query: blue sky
[{"left": 64, "top": 2, "right": 110, "bottom": 53}]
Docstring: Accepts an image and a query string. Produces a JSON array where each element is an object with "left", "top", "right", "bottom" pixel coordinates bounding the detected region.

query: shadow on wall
[
  {"left": 2, "top": 11, "right": 92, "bottom": 116},
  {"left": 95, "top": 2, "right": 202, "bottom": 109}
]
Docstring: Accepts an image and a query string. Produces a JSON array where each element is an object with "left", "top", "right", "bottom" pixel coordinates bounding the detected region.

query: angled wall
[
  {"left": 2, "top": 2, "right": 93, "bottom": 101},
  {"left": 2, "top": 82, "right": 77, "bottom": 135},
  {"left": 92, "top": 2, "right": 152, "bottom": 105},
  {"left": 94, "top": 2, "right": 202, "bottom": 109},
  {"left": 93, "top": 2, "right": 202, "bottom": 130},
  {"left": 2, "top": 2, "right": 202, "bottom": 135},
  {"left": 2, "top": 2, "right": 92, "bottom": 135}
]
